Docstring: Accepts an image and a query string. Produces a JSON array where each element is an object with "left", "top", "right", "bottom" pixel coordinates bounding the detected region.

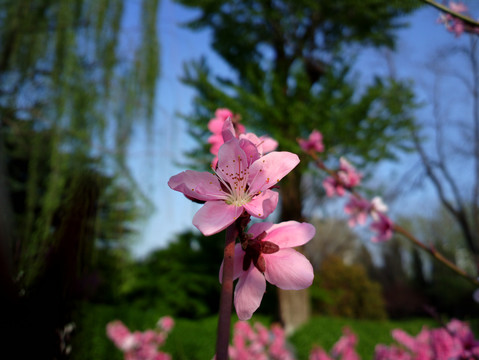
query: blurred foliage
[
  {"left": 0, "top": 0, "right": 161, "bottom": 358},
  {"left": 1, "top": 0, "right": 160, "bottom": 287},
  {"left": 311, "top": 255, "right": 387, "bottom": 320},
  {"left": 121, "top": 230, "right": 225, "bottom": 318},
  {"left": 71, "top": 301, "right": 440, "bottom": 360}
]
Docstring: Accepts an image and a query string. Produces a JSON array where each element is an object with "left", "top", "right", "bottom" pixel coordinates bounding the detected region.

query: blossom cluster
[
  {"left": 229, "top": 321, "right": 294, "bottom": 360},
  {"left": 298, "top": 130, "right": 393, "bottom": 243},
  {"left": 169, "top": 109, "right": 315, "bottom": 320},
  {"left": 437, "top": 1, "right": 479, "bottom": 37},
  {"left": 309, "top": 327, "right": 359, "bottom": 360},
  {"left": 309, "top": 319, "right": 479, "bottom": 360},
  {"left": 106, "top": 316, "right": 174, "bottom": 360},
  {"left": 375, "top": 319, "right": 479, "bottom": 360}
]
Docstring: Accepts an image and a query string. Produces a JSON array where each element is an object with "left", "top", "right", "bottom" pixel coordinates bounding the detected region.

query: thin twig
[
  {"left": 420, "top": 0, "right": 479, "bottom": 28},
  {"left": 308, "top": 150, "right": 479, "bottom": 287}
]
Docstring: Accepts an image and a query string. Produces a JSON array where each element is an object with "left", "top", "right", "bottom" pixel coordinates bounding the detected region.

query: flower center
[{"left": 242, "top": 232, "right": 280, "bottom": 273}]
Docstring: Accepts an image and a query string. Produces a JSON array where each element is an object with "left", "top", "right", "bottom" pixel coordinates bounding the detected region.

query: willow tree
[
  {"left": 0, "top": 0, "right": 160, "bottom": 357},
  {"left": 176, "top": 0, "right": 420, "bottom": 332}
]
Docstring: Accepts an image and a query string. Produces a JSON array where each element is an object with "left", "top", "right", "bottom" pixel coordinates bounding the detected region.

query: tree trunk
[{"left": 277, "top": 170, "right": 311, "bottom": 334}]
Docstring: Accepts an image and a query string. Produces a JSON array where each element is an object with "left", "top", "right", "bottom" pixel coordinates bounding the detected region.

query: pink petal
[
  {"left": 264, "top": 248, "right": 314, "bottom": 290},
  {"left": 234, "top": 267, "right": 266, "bottom": 320},
  {"left": 216, "top": 138, "right": 249, "bottom": 186},
  {"left": 259, "top": 136, "right": 278, "bottom": 154},
  {"left": 247, "top": 222, "right": 274, "bottom": 238},
  {"left": 243, "top": 189, "right": 278, "bottom": 219},
  {"left": 221, "top": 118, "right": 236, "bottom": 142},
  {"left": 238, "top": 138, "right": 260, "bottom": 165},
  {"left": 215, "top": 108, "right": 233, "bottom": 121},
  {"left": 208, "top": 118, "right": 225, "bottom": 134},
  {"left": 192, "top": 201, "right": 243, "bottom": 236},
  {"left": 262, "top": 221, "right": 316, "bottom": 248},
  {"left": 168, "top": 170, "right": 226, "bottom": 201},
  {"left": 219, "top": 244, "right": 246, "bottom": 283},
  {"left": 248, "top": 152, "right": 300, "bottom": 194}
]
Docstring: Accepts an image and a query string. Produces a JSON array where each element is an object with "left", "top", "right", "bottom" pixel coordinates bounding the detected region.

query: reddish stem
[{"left": 216, "top": 224, "right": 238, "bottom": 360}]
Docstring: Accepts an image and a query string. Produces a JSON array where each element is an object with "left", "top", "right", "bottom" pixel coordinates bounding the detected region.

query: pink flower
[
  {"left": 107, "top": 321, "right": 138, "bottom": 352},
  {"left": 106, "top": 320, "right": 173, "bottom": 360},
  {"left": 220, "top": 221, "right": 315, "bottom": 320},
  {"left": 449, "top": 1, "right": 467, "bottom": 13},
  {"left": 344, "top": 196, "right": 371, "bottom": 227},
  {"left": 157, "top": 316, "right": 174, "bottom": 332},
  {"left": 229, "top": 321, "right": 294, "bottom": 360},
  {"left": 208, "top": 108, "right": 245, "bottom": 159},
  {"left": 374, "top": 344, "right": 411, "bottom": 360},
  {"left": 298, "top": 130, "right": 324, "bottom": 153},
  {"left": 310, "top": 328, "right": 360, "bottom": 360},
  {"left": 323, "top": 157, "right": 361, "bottom": 197},
  {"left": 437, "top": 3, "right": 469, "bottom": 37},
  {"left": 309, "top": 348, "right": 333, "bottom": 360},
  {"left": 169, "top": 133, "right": 299, "bottom": 236},
  {"left": 210, "top": 115, "right": 277, "bottom": 168},
  {"left": 331, "top": 328, "right": 360, "bottom": 360},
  {"left": 344, "top": 196, "right": 388, "bottom": 227},
  {"left": 370, "top": 213, "right": 394, "bottom": 242}
]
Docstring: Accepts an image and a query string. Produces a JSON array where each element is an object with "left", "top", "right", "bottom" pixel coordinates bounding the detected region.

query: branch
[
  {"left": 420, "top": 0, "right": 479, "bottom": 28},
  {"left": 216, "top": 223, "right": 238, "bottom": 360},
  {"left": 307, "top": 150, "right": 479, "bottom": 287}
]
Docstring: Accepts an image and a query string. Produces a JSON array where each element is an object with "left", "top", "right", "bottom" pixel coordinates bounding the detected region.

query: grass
[{"left": 71, "top": 303, "right": 450, "bottom": 359}]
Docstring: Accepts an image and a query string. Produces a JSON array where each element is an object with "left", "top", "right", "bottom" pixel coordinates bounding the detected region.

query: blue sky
[{"left": 128, "top": 1, "right": 476, "bottom": 257}]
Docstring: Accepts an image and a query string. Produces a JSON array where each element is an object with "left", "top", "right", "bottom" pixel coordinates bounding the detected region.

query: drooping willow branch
[{"left": 308, "top": 150, "right": 479, "bottom": 287}]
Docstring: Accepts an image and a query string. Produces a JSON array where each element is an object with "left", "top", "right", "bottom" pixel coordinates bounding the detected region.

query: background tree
[
  {"left": 412, "top": 35, "right": 479, "bottom": 275},
  {"left": 175, "top": 0, "right": 420, "bottom": 331},
  {"left": 0, "top": 0, "right": 161, "bottom": 358}
]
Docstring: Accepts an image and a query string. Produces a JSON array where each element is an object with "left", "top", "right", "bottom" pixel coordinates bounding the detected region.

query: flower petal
[
  {"left": 247, "top": 222, "right": 274, "bottom": 238},
  {"left": 264, "top": 248, "right": 314, "bottom": 290},
  {"left": 192, "top": 201, "right": 243, "bottom": 236},
  {"left": 248, "top": 151, "right": 300, "bottom": 194},
  {"left": 221, "top": 118, "right": 236, "bottom": 142},
  {"left": 262, "top": 221, "right": 315, "bottom": 248},
  {"left": 243, "top": 189, "right": 278, "bottom": 219},
  {"left": 234, "top": 267, "right": 266, "bottom": 320},
  {"left": 219, "top": 244, "right": 246, "bottom": 283},
  {"left": 168, "top": 170, "right": 226, "bottom": 201},
  {"left": 216, "top": 138, "right": 249, "bottom": 186}
]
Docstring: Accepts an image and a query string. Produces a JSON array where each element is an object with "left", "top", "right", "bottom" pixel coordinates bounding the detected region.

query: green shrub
[{"left": 311, "top": 256, "right": 387, "bottom": 319}]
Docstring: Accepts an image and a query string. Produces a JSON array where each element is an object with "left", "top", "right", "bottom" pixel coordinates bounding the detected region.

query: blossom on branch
[
  {"left": 228, "top": 321, "right": 294, "bottom": 360},
  {"left": 298, "top": 129, "right": 324, "bottom": 154},
  {"left": 106, "top": 317, "right": 174, "bottom": 360},
  {"left": 208, "top": 108, "right": 245, "bottom": 156},
  {"left": 169, "top": 124, "right": 299, "bottom": 236},
  {"left": 344, "top": 196, "right": 388, "bottom": 227},
  {"left": 323, "top": 157, "right": 361, "bottom": 197},
  {"left": 375, "top": 319, "right": 479, "bottom": 360},
  {"left": 437, "top": 1, "right": 479, "bottom": 37},
  {"left": 310, "top": 327, "right": 360, "bottom": 360},
  {"left": 220, "top": 221, "right": 315, "bottom": 320},
  {"left": 370, "top": 212, "right": 394, "bottom": 242}
]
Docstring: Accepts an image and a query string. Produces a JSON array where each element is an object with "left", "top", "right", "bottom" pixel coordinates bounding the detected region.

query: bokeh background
[{"left": 1, "top": 0, "right": 479, "bottom": 359}]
